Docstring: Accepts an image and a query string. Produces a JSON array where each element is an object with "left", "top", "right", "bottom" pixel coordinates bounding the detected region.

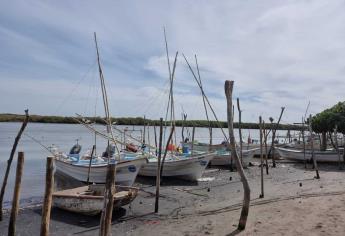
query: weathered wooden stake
[
  {"left": 237, "top": 98, "right": 243, "bottom": 165},
  {"left": 0, "top": 110, "right": 29, "bottom": 221},
  {"left": 8, "top": 152, "right": 24, "bottom": 236},
  {"left": 40, "top": 156, "right": 54, "bottom": 236},
  {"left": 259, "top": 116, "right": 264, "bottom": 198},
  {"left": 308, "top": 115, "right": 320, "bottom": 179},
  {"left": 155, "top": 118, "right": 163, "bottom": 213},
  {"left": 99, "top": 163, "right": 116, "bottom": 236},
  {"left": 225, "top": 80, "right": 250, "bottom": 230},
  {"left": 209, "top": 127, "right": 213, "bottom": 147}
]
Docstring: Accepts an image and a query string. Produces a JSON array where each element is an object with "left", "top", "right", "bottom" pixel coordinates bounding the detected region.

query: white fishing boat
[
  {"left": 210, "top": 148, "right": 259, "bottom": 166},
  {"left": 138, "top": 152, "right": 214, "bottom": 181},
  {"left": 55, "top": 155, "right": 148, "bottom": 186},
  {"left": 276, "top": 147, "right": 344, "bottom": 163},
  {"left": 53, "top": 184, "right": 138, "bottom": 215}
]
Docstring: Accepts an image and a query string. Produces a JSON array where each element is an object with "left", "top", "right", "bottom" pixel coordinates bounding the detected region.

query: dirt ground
[{"left": 1, "top": 160, "right": 345, "bottom": 236}]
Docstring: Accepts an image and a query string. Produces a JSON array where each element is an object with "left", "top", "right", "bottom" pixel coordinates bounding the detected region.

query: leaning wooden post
[
  {"left": 40, "top": 156, "right": 54, "bottom": 236},
  {"left": 302, "top": 117, "right": 307, "bottom": 169},
  {"left": 259, "top": 116, "right": 264, "bottom": 198},
  {"left": 237, "top": 98, "right": 243, "bottom": 165},
  {"left": 308, "top": 115, "right": 320, "bottom": 179},
  {"left": 209, "top": 127, "right": 213, "bottom": 147},
  {"left": 271, "top": 107, "right": 285, "bottom": 168},
  {"left": 99, "top": 163, "right": 116, "bottom": 236},
  {"left": 334, "top": 126, "right": 341, "bottom": 169},
  {"left": 225, "top": 80, "right": 250, "bottom": 230},
  {"left": 8, "top": 152, "right": 24, "bottom": 236},
  {"left": 0, "top": 109, "right": 29, "bottom": 221},
  {"left": 155, "top": 118, "right": 163, "bottom": 213},
  {"left": 191, "top": 125, "right": 195, "bottom": 155},
  {"left": 263, "top": 121, "right": 269, "bottom": 175},
  {"left": 87, "top": 145, "right": 96, "bottom": 184}
]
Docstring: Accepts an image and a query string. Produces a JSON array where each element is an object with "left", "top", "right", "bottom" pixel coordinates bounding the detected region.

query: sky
[{"left": 1, "top": 0, "right": 345, "bottom": 124}]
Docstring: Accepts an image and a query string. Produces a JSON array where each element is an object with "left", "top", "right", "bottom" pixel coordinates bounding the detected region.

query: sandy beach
[{"left": 1, "top": 159, "right": 345, "bottom": 236}]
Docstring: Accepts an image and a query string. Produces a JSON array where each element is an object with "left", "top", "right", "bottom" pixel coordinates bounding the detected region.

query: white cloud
[{"left": 1, "top": 0, "right": 345, "bottom": 123}]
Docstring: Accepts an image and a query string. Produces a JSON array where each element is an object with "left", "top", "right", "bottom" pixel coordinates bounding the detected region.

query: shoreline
[{"left": 1, "top": 160, "right": 345, "bottom": 235}]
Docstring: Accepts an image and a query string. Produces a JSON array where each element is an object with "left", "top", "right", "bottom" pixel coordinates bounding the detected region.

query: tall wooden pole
[
  {"left": 8, "top": 152, "right": 24, "bottom": 236},
  {"left": 40, "top": 157, "right": 54, "bottom": 236},
  {"left": 0, "top": 109, "right": 29, "bottom": 221},
  {"left": 259, "top": 116, "right": 264, "bottom": 198},
  {"left": 308, "top": 115, "right": 320, "bottom": 179},
  {"left": 237, "top": 98, "right": 243, "bottom": 165},
  {"left": 225, "top": 80, "right": 250, "bottom": 230},
  {"left": 99, "top": 164, "right": 116, "bottom": 236},
  {"left": 155, "top": 118, "right": 163, "bottom": 213}
]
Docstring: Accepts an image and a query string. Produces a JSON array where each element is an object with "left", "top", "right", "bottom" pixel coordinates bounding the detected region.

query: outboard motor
[
  {"left": 69, "top": 144, "right": 82, "bottom": 155},
  {"left": 102, "top": 144, "right": 116, "bottom": 158}
]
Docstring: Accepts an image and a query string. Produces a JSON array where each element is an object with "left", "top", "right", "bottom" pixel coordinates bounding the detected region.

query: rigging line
[
  {"left": 182, "top": 53, "right": 228, "bottom": 141},
  {"left": 23, "top": 132, "right": 56, "bottom": 156},
  {"left": 94, "top": 32, "right": 120, "bottom": 156},
  {"left": 53, "top": 60, "right": 97, "bottom": 115},
  {"left": 195, "top": 54, "right": 211, "bottom": 131}
]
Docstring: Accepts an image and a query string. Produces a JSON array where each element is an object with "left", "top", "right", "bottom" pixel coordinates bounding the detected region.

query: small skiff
[
  {"left": 210, "top": 148, "right": 259, "bottom": 166},
  {"left": 53, "top": 184, "right": 138, "bottom": 215},
  {"left": 276, "top": 147, "right": 344, "bottom": 163}
]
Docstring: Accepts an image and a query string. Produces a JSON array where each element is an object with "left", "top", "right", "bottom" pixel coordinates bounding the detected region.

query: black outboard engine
[
  {"left": 102, "top": 144, "right": 116, "bottom": 158},
  {"left": 69, "top": 144, "right": 82, "bottom": 155}
]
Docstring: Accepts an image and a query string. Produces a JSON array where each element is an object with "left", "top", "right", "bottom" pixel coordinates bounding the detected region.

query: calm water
[{"left": 0, "top": 122, "right": 294, "bottom": 206}]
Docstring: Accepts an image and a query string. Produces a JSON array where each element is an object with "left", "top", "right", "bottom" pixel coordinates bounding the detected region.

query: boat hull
[
  {"left": 210, "top": 148, "right": 258, "bottom": 166},
  {"left": 277, "top": 147, "right": 343, "bottom": 163},
  {"left": 55, "top": 158, "right": 147, "bottom": 186},
  {"left": 138, "top": 153, "right": 214, "bottom": 181},
  {"left": 53, "top": 185, "right": 138, "bottom": 215}
]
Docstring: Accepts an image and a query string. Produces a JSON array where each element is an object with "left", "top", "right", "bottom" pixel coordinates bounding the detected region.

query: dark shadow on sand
[
  {"left": 135, "top": 175, "right": 198, "bottom": 186},
  {"left": 33, "top": 207, "right": 127, "bottom": 228}
]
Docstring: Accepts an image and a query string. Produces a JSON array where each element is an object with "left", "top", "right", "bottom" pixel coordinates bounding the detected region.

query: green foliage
[
  {"left": 311, "top": 102, "right": 345, "bottom": 134},
  {"left": 0, "top": 113, "right": 301, "bottom": 130}
]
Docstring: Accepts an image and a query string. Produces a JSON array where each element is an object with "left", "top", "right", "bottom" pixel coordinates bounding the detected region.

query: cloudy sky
[{"left": 1, "top": 0, "right": 345, "bottom": 123}]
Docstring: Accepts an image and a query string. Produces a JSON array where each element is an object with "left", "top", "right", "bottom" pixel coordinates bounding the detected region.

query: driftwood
[
  {"left": 0, "top": 109, "right": 29, "bottom": 221},
  {"left": 224, "top": 80, "right": 250, "bottom": 230},
  {"left": 155, "top": 118, "right": 163, "bottom": 213},
  {"left": 99, "top": 164, "right": 116, "bottom": 236},
  {"left": 270, "top": 107, "right": 285, "bottom": 167},
  {"left": 259, "top": 116, "right": 264, "bottom": 198},
  {"left": 8, "top": 152, "right": 24, "bottom": 236},
  {"left": 308, "top": 115, "right": 320, "bottom": 179},
  {"left": 40, "top": 157, "right": 54, "bottom": 236},
  {"left": 237, "top": 98, "right": 243, "bottom": 165}
]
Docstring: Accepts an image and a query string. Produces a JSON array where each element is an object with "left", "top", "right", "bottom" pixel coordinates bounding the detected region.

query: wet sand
[{"left": 1, "top": 160, "right": 345, "bottom": 235}]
